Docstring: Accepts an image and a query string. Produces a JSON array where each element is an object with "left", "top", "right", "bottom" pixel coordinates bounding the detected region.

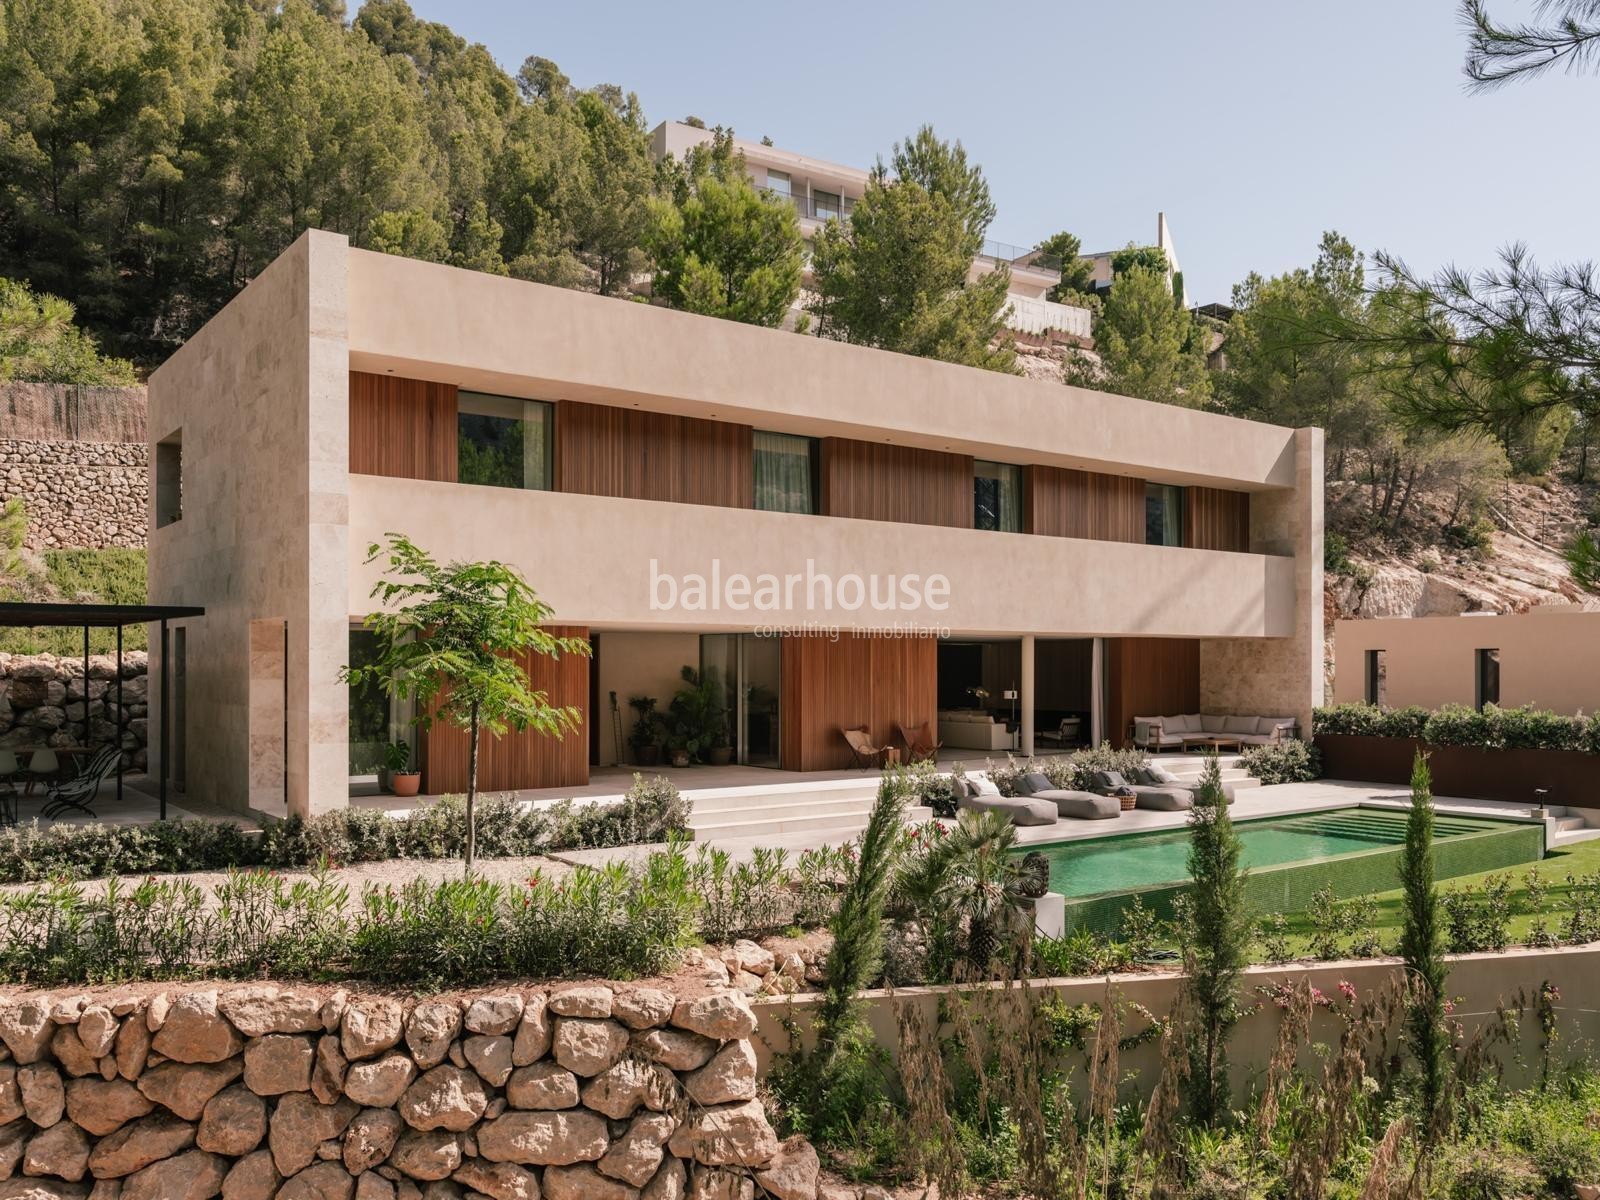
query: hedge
[
  {"left": 1313, "top": 702, "right": 1600, "bottom": 754},
  {"left": 0, "top": 774, "right": 690, "bottom": 883}
]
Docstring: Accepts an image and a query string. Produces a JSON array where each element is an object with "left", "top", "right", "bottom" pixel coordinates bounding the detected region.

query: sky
[{"left": 408, "top": 0, "right": 1594, "bottom": 305}]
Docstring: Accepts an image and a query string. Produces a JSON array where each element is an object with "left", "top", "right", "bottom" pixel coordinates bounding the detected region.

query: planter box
[{"left": 1315, "top": 734, "right": 1600, "bottom": 810}]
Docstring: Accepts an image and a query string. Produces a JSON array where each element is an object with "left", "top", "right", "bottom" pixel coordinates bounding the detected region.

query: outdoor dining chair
[{"left": 40, "top": 743, "right": 119, "bottom": 820}]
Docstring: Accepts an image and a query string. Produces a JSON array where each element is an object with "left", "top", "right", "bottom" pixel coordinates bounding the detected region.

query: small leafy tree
[
  {"left": 1183, "top": 754, "right": 1250, "bottom": 1125},
  {"left": 1566, "top": 529, "right": 1600, "bottom": 592},
  {"left": 1065, "top": 264, "right": 1211, "bottom": 407},
  {"left": 1400, "top": 750, "right": 1450, "bottom": 1136},
  {"left": 343, "top": 534, "right": 589, "bottom": 874}
]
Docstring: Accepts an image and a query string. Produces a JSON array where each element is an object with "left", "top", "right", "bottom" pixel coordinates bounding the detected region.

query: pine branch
[{"left": 1462, "top": 0, "right": 1600, "bottom": 92}]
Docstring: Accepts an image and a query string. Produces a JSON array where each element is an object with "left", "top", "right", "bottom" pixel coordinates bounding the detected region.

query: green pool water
[{"left": 1026, "top": 808, "right": 1520, "bottom": 900}]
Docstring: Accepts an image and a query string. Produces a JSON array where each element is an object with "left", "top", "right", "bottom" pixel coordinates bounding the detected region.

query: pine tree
[
  {"left": 1400, "top": 750, "right": 1450, "bottom": 1134},
  {"left": 1183, "top": 754, "right": 1250, "bottom": 1125}
]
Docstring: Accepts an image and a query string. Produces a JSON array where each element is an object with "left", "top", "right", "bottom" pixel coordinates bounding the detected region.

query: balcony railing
[
  {"left": 759, "top": 187, "right": 854, "bottom": 223},
  {"left": 979, "top": 239, "right": 1063, "bottom": 275}
]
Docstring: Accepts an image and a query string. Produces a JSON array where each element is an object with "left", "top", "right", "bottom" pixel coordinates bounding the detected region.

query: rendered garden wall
[{"left": 0, "top": 981, "right": 823, "bottom": 1200}]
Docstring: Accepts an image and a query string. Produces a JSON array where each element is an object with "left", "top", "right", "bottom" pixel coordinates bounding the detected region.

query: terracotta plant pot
[
  {"left": 390, "top": 772, "right": 422, "bottom": 798},
  {"left": 634, "top": 746, "right": 661, "bottom": 767},
  {"left": 707, "top": 746, "right": 733, "bottom": 766},
  {"left": 670, "top": 750, "right": 691, "bottom": 768}
]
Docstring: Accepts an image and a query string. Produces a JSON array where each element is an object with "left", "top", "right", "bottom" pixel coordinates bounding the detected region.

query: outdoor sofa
[
  {"left": 951, "top": 775, "right": 1057, "bottom": 826},
  {"left": 1131, "top": 712, "right": 1298, "bottom": 753},
  {"left": 937, "top": 710, "right": 1013, "bottom": 751},
  {"left": 1012, "top": 770, "right": 1122, "bottom": 820},
  {"left": 1086, "top": 768, "right": 1194, "bottom": 812}
]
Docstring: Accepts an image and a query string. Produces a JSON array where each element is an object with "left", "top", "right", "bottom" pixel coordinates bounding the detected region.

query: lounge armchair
[
  {"left": 951, "top": 776, "right": 1057, "bottom": 827},
  {"left": 40, "top": 744, "right": 119, "bottom": 819},
  {"left": 897, "top": 721, "right": 941, "bottom": 763},
  {"left": 842, "top": 727, "right": 888, "bottom": 771},
  {"left": 1087, "top": 768, "right": 1192, "bottom": 813},
  {"left": 1013, "top": 771, "right": 1121, "bottom": 820}
]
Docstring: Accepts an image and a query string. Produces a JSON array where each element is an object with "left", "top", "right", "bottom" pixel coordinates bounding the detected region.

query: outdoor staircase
[
  {"left": 1545, "top": 807, "right": 1600, "bottom": 849},
  {"left": 1159, "top": 754, "right": 1261, "bottom": 795},
  {"left": 685, "top": 776, "right": 932, "bottom": 845}
]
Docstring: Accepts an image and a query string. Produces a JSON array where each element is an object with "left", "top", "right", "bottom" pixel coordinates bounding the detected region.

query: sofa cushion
[
  {"left": 1201, "top": 714, "right": 1226, "bottom": 733},
  {"left": 1223, "top": 715, "right": 1258, "bottom": 734},
  {"left": 971, "top": 776, "right": 1001, "bottom": 796},
  {"left": 1093, "top": 770, "right": 1131, "bottom": 792},
  {"left": 1264, "top": 718, "right": 1296, "bottom": 736},
  {"left": 1162, "top": 714, "right": 1188, "bottom": 733},
  {"left": 950, "top": 777, "right": 971, "bottom": 800},
  {"left": 1023, "top": 771, "right": 1055, "bottom": 795},
  {"left": 1179, "top": 713, "right": 1203, "bottom": 732}
]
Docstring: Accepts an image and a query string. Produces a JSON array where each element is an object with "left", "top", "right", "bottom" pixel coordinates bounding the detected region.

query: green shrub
[
  {"left": 1237, "top": 739, "right": 1321, "bottom": 784},
  {"left": 0, "top": 844, "right": 701, "bottom": 987},
  {"left": 0, "top": 774, "right": 690, "bottom": 883},
  {"left": 1441, "top": 874, "right": 1514, "bottom": 953},
  {"left": 1314, "top": 701, "right": 1600, "bottom": 753}
]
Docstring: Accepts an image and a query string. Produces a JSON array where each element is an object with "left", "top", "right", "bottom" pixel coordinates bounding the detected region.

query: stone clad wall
[
  {"left": 0, "top": 384, "right": 148, "bottom": 551},
  {"left": 0, "top": 653, "right": 150, "bottom": 769},
  {"left": 0, "top": 982, "right": 822, "bottom": 1200}
]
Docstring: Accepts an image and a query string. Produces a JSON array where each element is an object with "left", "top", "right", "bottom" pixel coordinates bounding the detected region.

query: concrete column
[
  {"left": 1020, "top": 635, "right": 1035, "bottom": 757},
  {"left": 1090, "top": 638, "right": 1105, "bottom": 746}
]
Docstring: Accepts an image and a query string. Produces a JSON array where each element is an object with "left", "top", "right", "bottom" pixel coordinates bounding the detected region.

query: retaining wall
[
  {"left": 0, "top": 384, "right": 147, "bottom": 551},
  {"left": 0, "top": 653, "right": 150, "bottom": 770},
  {"left": 0, "top": 981, "right": 821, "bottom": 1200},
  {"left": 753, "top": 944, "right": 1600, "bottom": 1100},
  {"left": 1315, "top": 733, "right": 1600, "bottom": 811}
]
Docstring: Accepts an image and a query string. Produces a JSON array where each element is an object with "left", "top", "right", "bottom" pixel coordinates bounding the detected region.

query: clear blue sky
[{"left": 409, "top": 0, "right": 1593, "bottom": 304}]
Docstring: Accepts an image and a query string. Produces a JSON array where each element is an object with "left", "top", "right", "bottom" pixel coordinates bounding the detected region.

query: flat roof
[{"left": 0, "top": 602, "right": 205, "bottom": 627}]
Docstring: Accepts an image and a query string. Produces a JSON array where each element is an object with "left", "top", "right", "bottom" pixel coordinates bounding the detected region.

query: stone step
[
  {"left": 692, "top": 803, "right": 932, "bottom": 843},
  {"left": 688, "top": 794, "right": 876, "bottom": 828}
]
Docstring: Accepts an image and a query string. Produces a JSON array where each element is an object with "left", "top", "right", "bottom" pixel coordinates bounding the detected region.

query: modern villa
[{"left": 146, "top": 230, "right": 1322, "bottom": 821}]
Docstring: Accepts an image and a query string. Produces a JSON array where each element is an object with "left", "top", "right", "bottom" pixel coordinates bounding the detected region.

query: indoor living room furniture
[{"left": 937, "top": 710, "right": 1013, "bottom": 750}]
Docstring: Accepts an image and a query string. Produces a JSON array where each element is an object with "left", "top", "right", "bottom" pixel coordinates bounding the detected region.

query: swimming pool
[{"left": 1019, "top": 806, "right": 1544, "bottom": 934}]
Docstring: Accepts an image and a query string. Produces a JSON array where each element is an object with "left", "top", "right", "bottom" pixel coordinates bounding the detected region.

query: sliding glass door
[{"left": 701, "top": 634, "right": 782, "bottom": 767}]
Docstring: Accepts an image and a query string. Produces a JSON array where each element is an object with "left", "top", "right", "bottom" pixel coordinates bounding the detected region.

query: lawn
[{"left": 1275, "top": 832, "right": 1600, "bottom": 955}]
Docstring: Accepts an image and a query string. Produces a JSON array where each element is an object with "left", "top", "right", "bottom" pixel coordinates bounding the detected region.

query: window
[
  {"left": 1475, "top": 648, "right": 1500, "bottom": 710},
  {"left": 813, "top": 190, "right": 842, "bottom": 221},
  {"left": 458, "top": 393, "right": 553, "bottom": 490},
  {"left": 753, "top": 431, "right": 817, "bottom": 514},
  {"left": 155, "top": 430, "right": 182, "bottom": 527},
  {"left": 1145, "top": 483, "right": 1184, "bottom": 546},
  {"left": 1364, "top": 649, "right": 1387, "bottom": 705},
  {"left": 764, "top": 169, "right": 791, "bottom": 197},
  {"left": 974, "top": 461, "right": 1022, "bottom": 532}
]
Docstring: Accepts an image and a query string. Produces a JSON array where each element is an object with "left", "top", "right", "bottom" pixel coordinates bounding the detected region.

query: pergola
[{"left": 0, "top": 602, "right": 204, "bottom": 821}]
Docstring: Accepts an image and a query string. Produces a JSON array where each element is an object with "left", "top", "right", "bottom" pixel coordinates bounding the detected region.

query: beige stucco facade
[
  {"left": 149, "top": 231, "right": 1323, "bottom": 818},
  {"left": 1333, "top": 607, "right": 1600, "bottom": 714}
]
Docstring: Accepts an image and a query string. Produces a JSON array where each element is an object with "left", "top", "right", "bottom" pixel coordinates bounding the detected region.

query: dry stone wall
[
  {"left": 0, "top": 982, "right": 822, "bottom": 1200},
  {"left": 0, "top": 384, "right": 148, "bottom": 551},
  {"left": 0, "top": 654, "right": 149, "bottom": 769}
]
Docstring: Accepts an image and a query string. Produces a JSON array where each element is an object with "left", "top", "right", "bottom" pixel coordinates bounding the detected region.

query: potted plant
[
  {"left": 385, "top": 739, "right": 421, "bottom": 797},
  {"left": 628, "top": 696, "right": 663, "bottom": 767},
  {"left": 666, "top": 666, "right": 730, "bottom": 766}
]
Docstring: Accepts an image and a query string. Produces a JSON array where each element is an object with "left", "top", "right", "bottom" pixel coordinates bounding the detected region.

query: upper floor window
[
  {"left": 813, "top": 190, "right": 842, "bottom": 221},
  {"left": 765, "top": 169, "right": 791, "bottom": 197},
  {"left": 1145, "top": 483, "right": 1184, "bottom": 547},
  {"left": 974, "top": 461, "right": 1022, "bottom": 532},
  {"left": 754, "top": 431, "right": 818, "bottom": 514},
  {"left": 458, "top": 393, "right": 553, "bottom": 490},
  {"left": 1475, "top": 648, "right": 1500, "bottom": 710}
]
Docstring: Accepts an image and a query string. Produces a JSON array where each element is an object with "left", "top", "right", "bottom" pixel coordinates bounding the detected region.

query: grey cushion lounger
[
  {"left": 1140, "top": 763, "right": 1236, "bottom": 804},
  {"left": 953, "top": 777, "right": 1057, "bottom": 827},
  {"left": 1016, "top": 772, "right": 1121, "bottom": 820},
  {"left": 1091, "top": 769, "right": 1193, "bottom": 813}
]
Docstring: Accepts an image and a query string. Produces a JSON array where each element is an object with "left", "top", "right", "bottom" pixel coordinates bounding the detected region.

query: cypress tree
[
  {"left": 816, "top": 769, "right": 905, "bottom": 1067},
  {"left": 1400, "top": 750, "right": 1450, "bottom": 1132},
  {"left": 1184, "top": 754, "right": 1250, "bottom": 1125}
]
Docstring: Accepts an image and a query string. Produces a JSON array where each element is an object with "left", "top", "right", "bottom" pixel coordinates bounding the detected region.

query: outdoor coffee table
[{"left": 1181, "top": 735, "right": 1242, "bottom": 753}]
